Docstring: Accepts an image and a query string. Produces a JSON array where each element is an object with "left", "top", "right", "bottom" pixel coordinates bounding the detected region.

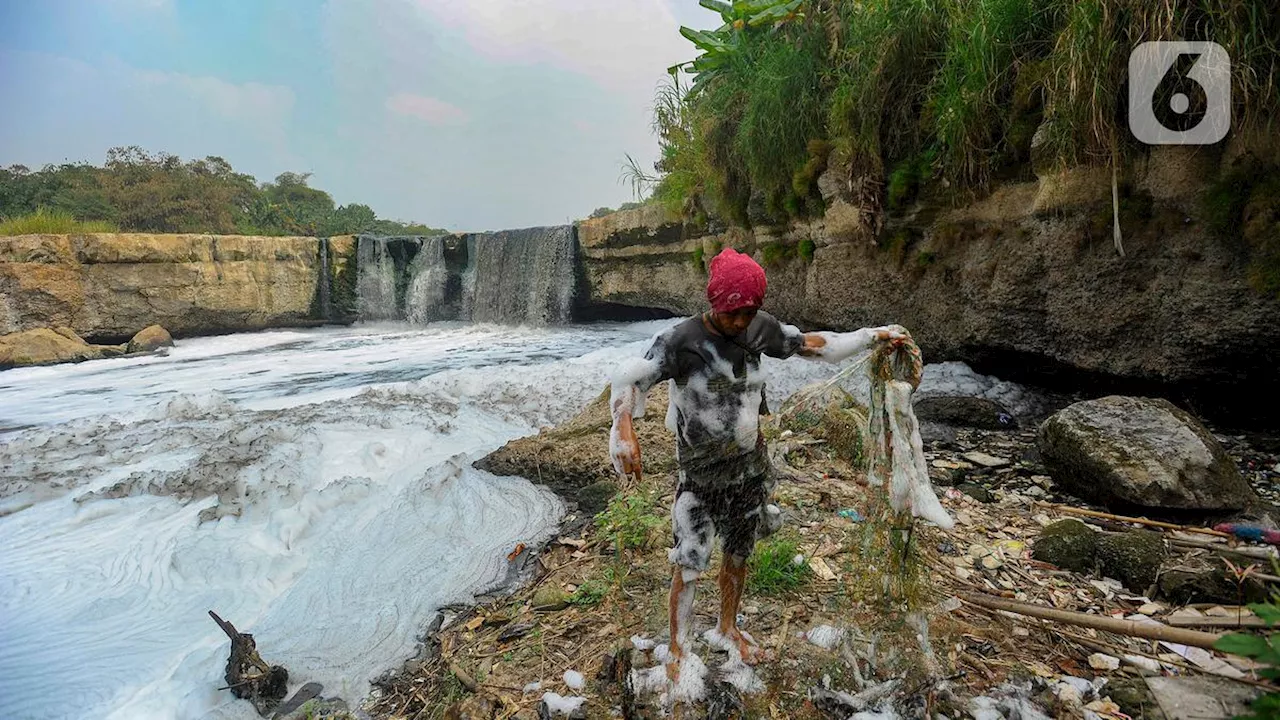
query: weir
[{"left": 353, "top": 226, "right": 576, "bottom": 325}]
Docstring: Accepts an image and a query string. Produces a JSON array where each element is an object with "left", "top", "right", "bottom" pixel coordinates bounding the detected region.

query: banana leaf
[
  {"left": 747, "top": 0, "right": 803, "bottom": 27},
  {"left": 680, "top": 26, "right": 731, "bottom": 54},
  {"left": 698, "top": 0, "right": 735, "bottom": 22}
]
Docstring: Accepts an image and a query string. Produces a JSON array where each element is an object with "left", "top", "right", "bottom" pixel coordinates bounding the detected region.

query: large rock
[
  {"left": 127, "top": 324, "right": 174, "bottom": 353},
  {"left": 476, "top": 383, "right": 678, "bottom": 507},
  {"left": 1032, "top": 519, "right": 1097, "bottom": 573},
  {"left": 1037, "top": 396, "right": 1255, "bottom": 512},
  {"left": 0, "top": 233, "right": 322, "bottom": 341},
  {"left": 0, "top": 327, "right": 102, "bottom": 368}
]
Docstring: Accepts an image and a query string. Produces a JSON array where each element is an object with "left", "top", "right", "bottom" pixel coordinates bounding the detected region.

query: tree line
[{"left": 0, "top": 146, "right": 444, "bottom": 236}]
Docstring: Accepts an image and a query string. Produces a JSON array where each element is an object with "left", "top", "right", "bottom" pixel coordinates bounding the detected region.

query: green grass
[
  {"left": 798, "top": 238, "right": 816, "bottom": 262},
  {"left": 0, "top": 208, "right": 118, "bottom": 236},
  {"left": 747, "top": 537, "right": 812, "bottom": 596}
]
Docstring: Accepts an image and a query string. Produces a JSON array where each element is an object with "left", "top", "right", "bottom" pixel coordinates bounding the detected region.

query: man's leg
[
  {"left": 715, "top": 554, "right": 767, "bottom": 663},
  {"left": 667, "top": 483, "right": 712, "bottom": 681},
  {"left": 667, "top": 566, "right": 697, "bottom": 681}
]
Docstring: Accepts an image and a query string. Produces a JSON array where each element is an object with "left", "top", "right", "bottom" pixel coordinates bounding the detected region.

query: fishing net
[{"left": 780, "top": 332, "right": 952, "bottom": 530}]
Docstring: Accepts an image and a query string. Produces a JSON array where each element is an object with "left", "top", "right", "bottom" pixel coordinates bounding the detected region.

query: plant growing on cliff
[{"left": 643, "top": 0, "right": 1280, "bottom": 225}]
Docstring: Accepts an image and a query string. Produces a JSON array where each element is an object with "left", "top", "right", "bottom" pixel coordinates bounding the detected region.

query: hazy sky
[{"left": 0, "top": 0, "right": 714, "bottom": 231}]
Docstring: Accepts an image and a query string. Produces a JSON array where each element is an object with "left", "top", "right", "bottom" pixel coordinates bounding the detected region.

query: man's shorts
[{"left": 668, "top": 461, "right": 781, "bottom": 571}]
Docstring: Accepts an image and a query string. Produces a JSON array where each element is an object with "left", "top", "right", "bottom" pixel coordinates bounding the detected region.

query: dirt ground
[{"left": 360, "top": 389, "right": 1279, "bottom": 720}]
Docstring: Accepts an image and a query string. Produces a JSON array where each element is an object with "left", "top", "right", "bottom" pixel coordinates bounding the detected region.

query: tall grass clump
[
  {"left": 649, "top": 0, "right": 1280, "bottom": 225},
  {"left": 0, "top": 208, "right": 118, "bottom": 236}
]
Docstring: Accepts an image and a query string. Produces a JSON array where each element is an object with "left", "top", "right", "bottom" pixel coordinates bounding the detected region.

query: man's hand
[
  {"left": 610, "top": 400, "right": 643, "bottom": 480},
  {"left": 874, "top": 324, "right": 910, "bottom": 348}
]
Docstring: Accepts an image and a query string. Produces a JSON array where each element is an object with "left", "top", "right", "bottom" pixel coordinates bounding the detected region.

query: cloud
[
  {"left": 410, "top": 0, "right": 692, "bottom": 103},
  {"left": 134, "top": 69, "right": 296, "bottom": 130},
  {"left": 385, "top": 92, "right": 469, "bottom": 126}
]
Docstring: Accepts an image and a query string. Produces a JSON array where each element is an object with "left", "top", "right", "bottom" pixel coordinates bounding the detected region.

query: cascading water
[
  {"left": 404, "top": 236, "right": 449, "bottom": 324},
  {"left": 355, "top": 226, "right": 575, "bottom": 325},
  {"left": 355, "top": 236, "right": 399, "bottom": 321},
  {"left": 317, "top": 237, "right": 332, "bottom": 322}
]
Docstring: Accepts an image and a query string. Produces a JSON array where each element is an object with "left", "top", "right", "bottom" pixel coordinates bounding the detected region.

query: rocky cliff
[
  {"left": 0, "top": 233, "right": 325, "bottom": 341},
  {"left": 578, "top": 144, "right": 1280, "bottom": 429}
]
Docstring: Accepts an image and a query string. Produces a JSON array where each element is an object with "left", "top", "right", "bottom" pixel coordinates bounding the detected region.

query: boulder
[
  {"left": 914, "top": 396, "right": 1018, "bottom": 430},
  {"left": 1096, "top": 530, "right": 1165, "bottom": 593},
  {"left": 1157, "top": 557, "right": 1270, "bottom": 605},
  {"left": 127, "top": 324, "right": 174, "bottom": 354},
  {"left": 1032, "top": 519, "right": 1097, "bottom": 573},
  {"left": 1037, "top": 396, "right": 1255, "bottom": 513},
  {"left": 477, "top": 383, "right": 677, "bottom": 504},
  {"left": 0, "top": 327, "right": 102, "bottom": 369}
]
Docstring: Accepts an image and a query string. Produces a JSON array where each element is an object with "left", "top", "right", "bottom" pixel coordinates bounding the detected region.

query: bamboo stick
[
  {"left": 957, "top": 591, "right": 1224, "bottom": 649},
  {"left": 1167, "top": 536, "right": 1279, "bottom": 562},
  {"left": 1037, "top": 503, "right": 1231, "bottom": 538}
]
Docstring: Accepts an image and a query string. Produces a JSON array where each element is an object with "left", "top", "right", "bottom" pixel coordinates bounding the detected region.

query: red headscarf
[{"left": 706, "top": 247, "right": 767, "bottom": 313}]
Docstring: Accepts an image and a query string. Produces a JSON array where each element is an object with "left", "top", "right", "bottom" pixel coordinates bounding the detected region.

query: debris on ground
[{"left": 363, "top": 390, "right": 1278, "bottom": 720}]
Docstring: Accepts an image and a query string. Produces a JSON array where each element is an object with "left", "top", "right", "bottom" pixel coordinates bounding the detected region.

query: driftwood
[
  {"left": 1039, "top": 503, "right": 1231, "bottom": 539},
  {"left": 957, "top": 591, "right": 1224, "bottom": 649},
  {"left": 209, "top": 610, "right": 289, "bottom": 716}
]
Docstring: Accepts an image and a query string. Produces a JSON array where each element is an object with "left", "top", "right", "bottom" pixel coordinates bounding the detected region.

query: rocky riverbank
[{"left": 358, "top": 365, "right": 1279, "bottom": 720}]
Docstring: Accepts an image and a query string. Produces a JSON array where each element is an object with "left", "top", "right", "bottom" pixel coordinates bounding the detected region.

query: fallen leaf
[
  {"left": 809, "top": 556, "right": 838, "bottom": 581},
  {"left": 506, "top": 543, "right": 527, "bottom": 561}
]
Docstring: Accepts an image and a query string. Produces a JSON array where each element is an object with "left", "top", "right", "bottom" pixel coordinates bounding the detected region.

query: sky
[{"left": 0, "top": 0, "right": 715, "bottom": 231}]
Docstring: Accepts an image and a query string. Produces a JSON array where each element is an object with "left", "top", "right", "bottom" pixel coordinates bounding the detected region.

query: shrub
[
  {"left": 595, "top": 491, "right": 664, "bottom": 551},
  {"left": 0, "top": 208, "right": 117, "bottom": 235}
]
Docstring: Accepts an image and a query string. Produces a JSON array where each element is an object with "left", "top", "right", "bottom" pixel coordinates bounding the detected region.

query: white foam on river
[{"left": 0, "top": 322, "right": 682, "bottom": 720}]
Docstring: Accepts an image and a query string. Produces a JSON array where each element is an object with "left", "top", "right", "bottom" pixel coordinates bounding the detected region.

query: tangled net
[{"left": 781, "top": 332, "right": 952, "bottom": 530}]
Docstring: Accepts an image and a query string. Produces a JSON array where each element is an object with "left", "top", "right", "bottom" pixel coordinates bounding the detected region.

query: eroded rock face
[
  {"left": 576, "top": 154, "right": 1280, "bottom": 428},
  {"left": 0, "top": 233, "right": 321, "bottom": 341},
  {"left": 1036, "top": 396, "right": 1255, "bottom": 513}
]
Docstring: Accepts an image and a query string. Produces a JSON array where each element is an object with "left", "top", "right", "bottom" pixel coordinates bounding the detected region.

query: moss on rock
[
  {"left": 1031, "top": 519, "right": 1097, "bottom": 573},
  {"left": 1096, "top": 530, "right": 1165, "bottom": 593}
]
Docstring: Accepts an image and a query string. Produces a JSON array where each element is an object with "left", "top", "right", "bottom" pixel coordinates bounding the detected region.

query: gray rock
[
  {"left": 1037, "top": 396, "right": 1255, "bottom": 512},
  {"left": 914, "top": 396, "right": 1018, "bottom": 430},
  {"left": 1032, "top": 519, "right": 1096, "bottom": 573},
  {"left": 1143, "top": 676, "right": 1259, "bottom": 720},
  {"left": 957, "top": 483, "right": 994, "bottom": 504}
]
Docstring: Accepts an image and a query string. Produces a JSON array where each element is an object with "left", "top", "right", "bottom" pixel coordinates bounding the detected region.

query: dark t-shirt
[{"left": 634, "top": 311, "right": 804, "bottom": 479}]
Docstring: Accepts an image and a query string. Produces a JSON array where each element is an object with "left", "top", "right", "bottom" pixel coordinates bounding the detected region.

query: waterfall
[
  {"left": 356, "top": 236, "right": 399, "bottom": 321},
  {"left": 404, "top": 237, "right": 449, "bottom": 324},
  {"left": 465, "top": 226, "right": 575, "bottom": 325},
  {"left": 353, "top": 226, "right": 575, "bottom": 325},
  {"left": 317, "top": 237, "right": 332, "bottom": 322}
]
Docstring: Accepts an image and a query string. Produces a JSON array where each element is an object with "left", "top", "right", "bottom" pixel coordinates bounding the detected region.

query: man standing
[{"left": 609, "top": 247, "right": 906, "bottom": 679}]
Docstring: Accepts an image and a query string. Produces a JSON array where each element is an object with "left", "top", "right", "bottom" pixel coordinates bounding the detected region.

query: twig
[
  {"left": 957, "top": 591, "right": 1223, "bottom": 649},
  {"left": 448, "top": 660, "right": 479, "bottom": 692},
  {"left": 1038, "top": 503, "right": 1230, "bottom": 538}
]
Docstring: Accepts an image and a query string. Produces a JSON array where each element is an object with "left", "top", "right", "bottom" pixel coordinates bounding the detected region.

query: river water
[{"left": 0, "top": 319, "right": 1048, "bottom": 720}]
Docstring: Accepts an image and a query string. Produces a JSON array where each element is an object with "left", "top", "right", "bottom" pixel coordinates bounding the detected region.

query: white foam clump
[
  {"left": 885, "top": 380, "right": 954, "bottom": 529},
  {"left": 917, "top": 360, "right": 1050, "bottom": 419},
  {"left": 0, "top": 323, "right": 677, "bottom": 720},
  {"left": 540, "top": 692, "right": 586, "bottom": 717},
  {"left": 701, "top": 628, "right": 765, "bottom": 694},
  {"left": 804, "top": 624, "right": 846, "bottom": 650},
  {"left": 522, "top": 681, "right": 542, "bottom": 693},
  {"left": 630, "top": 635, "right": 657, "bottom": 651},
  {"left": 562, "top": 669, "right": 585, "bottom": 690},
  {"left": 630, "top": 645, "right": 709, "bottom": 705}
]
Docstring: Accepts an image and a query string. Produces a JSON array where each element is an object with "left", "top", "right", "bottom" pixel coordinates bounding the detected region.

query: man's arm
[
  {"left": 798, "top": 325, "right": 909, "bottom": 362},
  {"left": 609, "top": 342, "right": 673, "bottom": 480}
]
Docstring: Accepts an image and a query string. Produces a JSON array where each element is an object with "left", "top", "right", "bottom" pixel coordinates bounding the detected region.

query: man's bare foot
[
  {"left": 665, "top": 645, "right": 683, "bottom": 682},
  {"left": 720, "top": 626, "right": 769, "bottom": 665}
]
